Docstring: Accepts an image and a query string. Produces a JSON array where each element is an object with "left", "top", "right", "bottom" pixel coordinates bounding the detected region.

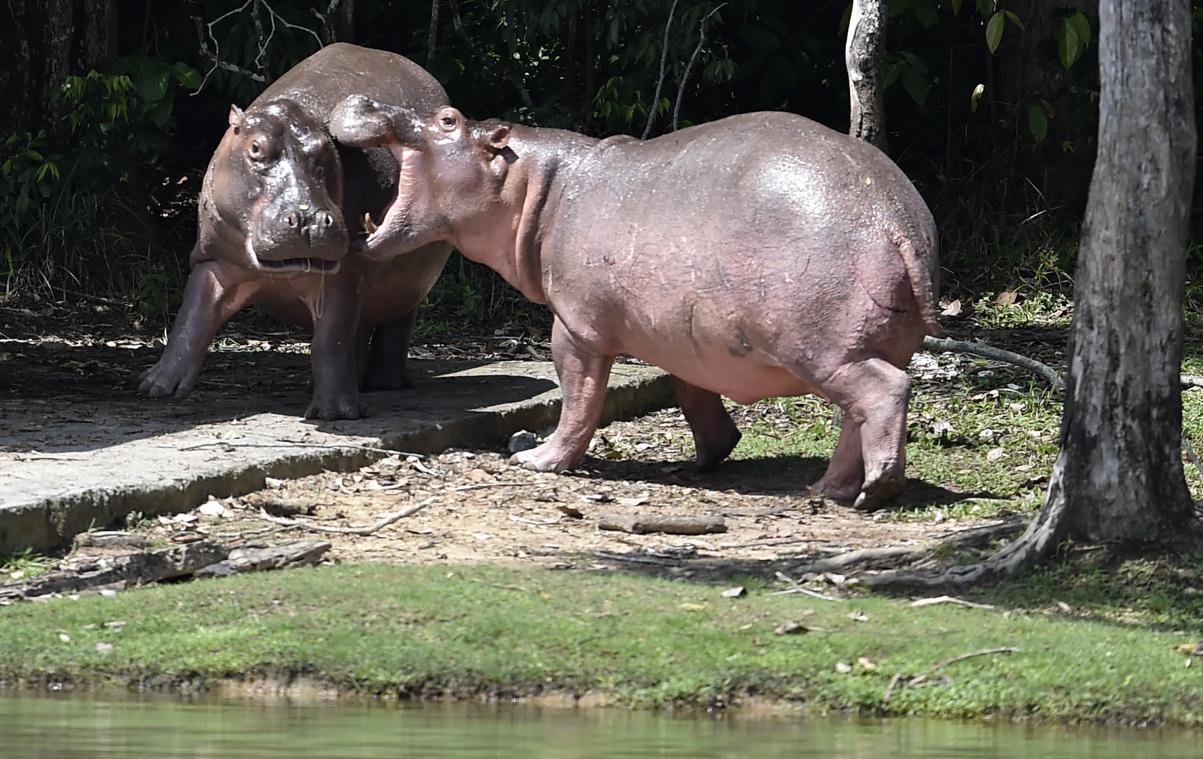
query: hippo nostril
[
  {"left": 285, "top": 212, "right": 301, "bottom": 229},
  {"left": 320, "top": 212, "right": 334, "bottom": 228}
]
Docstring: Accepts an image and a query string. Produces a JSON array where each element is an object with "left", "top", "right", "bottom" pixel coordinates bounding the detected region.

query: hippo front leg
[
  {"left": 361, "top": 309, "right": 418, "bottom": 391},
  {"left": 139, "top": 261, "right": 256, "bottom": 398},
  {"left": 672, "top": 377, "right": 741, "bottom": 471},
  {"left": 511, "top": 317, "right": 615, "bottom": 472},
  {"left": 306, "top": 275, "right": 367, "bottom": 420}
]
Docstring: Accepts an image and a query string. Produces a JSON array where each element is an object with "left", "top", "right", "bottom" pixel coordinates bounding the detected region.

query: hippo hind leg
[
  {"left": 808, "top": 356, "right": 911, "bottom": 511},
  {"left": 672, "top": 376, "right": 741, "bottom": 471},
  {"left": 812, "top": 413, "right": 865, "bottom": 502},
  {"left": 361, "top": 310, "right": 418, "bottom": 391}
]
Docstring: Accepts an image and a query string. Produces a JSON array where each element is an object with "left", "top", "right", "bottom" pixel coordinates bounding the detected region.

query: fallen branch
[
  {"left": 909, "top": 595, "right": 995, "bottom": 610},
  {"left": 772, "top": 571, "right": 843, "bottom": 601},
  {"left": 921, "top": 335, "right": 1065, "bottom": 391},
  {"left": 598, "top": 510, "right": 727, "bottom": 535},
  {"left": 592, "top": 550, "right": 682, "bottom": 566},
  {"left": 0, "top": 542, "right": 227, "bottom": 601},
  {"left": 934, "top": 646, "right": 1020, "bottom": 669},
  {"left": 1183, "top": 374, "right": 1203, "bottom": 390},
  {"left": 194, "top": 540, "right": 330, "bottom": 577},
  {"left": 258, "top": 496, "right": 436, "bottom": 535}
]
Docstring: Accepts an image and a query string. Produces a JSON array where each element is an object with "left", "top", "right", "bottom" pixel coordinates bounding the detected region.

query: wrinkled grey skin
[
  {"left": 331, "top": 98, "right": 941, "bottom": 509},
  {"left": 139, "top": 44, "right": 450, "bottom": 420}
]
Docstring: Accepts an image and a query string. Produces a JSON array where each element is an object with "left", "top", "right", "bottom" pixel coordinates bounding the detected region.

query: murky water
[{"left": 0, "top": 694, "right": 1197, "bottom": 758}]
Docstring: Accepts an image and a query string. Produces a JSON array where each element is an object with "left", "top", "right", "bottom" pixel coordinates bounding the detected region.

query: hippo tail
[{"left": 896, "top": 236, "right": 944, "bottom": 338}]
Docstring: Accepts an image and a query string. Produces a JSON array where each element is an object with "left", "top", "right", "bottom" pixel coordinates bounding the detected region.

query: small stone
[
  {"left": 721, "top": 586, "right": 747, "bottom": 599},
  {"left": 835, "top": 661, "right": 853, "bottom": 674},
  {"left": 95, "top": 643, "right": 114, "bottom": 654},
  {"left": 198, "top": 500, "right": 227, "bottom": 518},
  {"left": 507, "top": 430, "right": 539, "bottom": 454},
  {"left": 58, "top": 633, "right": 70, "bottom": 643}
]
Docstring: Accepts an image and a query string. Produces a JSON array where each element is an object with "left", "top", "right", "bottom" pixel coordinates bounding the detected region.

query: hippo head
[
  {"left": 206, "top": 100, "right": 349, "bottom": 274},
  {"left": 328, "top": 95, "right": 511, "bottom": 257}
]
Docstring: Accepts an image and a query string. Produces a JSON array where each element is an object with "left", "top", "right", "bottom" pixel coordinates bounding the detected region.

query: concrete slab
[{"left": 0, "top": 360, "right": 672, "bottom": 554}]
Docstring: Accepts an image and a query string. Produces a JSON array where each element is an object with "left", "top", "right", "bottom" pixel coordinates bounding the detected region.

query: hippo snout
[{"left": 250, "top": 203, "right": 349, "bottom": 273}]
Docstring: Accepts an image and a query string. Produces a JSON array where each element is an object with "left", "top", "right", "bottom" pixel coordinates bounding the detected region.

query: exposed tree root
[
  {"left": 922, "top": 335, "right": 1065, "bottom": 391},
  {"left": 785, "top": 519, "right": 1026, "bottom": 581},
  {"left": 858, "top": 461, "right": 1073, "bottom": 590}
]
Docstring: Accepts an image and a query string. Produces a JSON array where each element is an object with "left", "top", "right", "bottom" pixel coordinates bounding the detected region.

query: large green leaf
[
  {"left": 985, "top": 11, "right": 1005, "bottom": 53},
  {"left": 128, "top": 57, "right": 170, "bottom": 103}
]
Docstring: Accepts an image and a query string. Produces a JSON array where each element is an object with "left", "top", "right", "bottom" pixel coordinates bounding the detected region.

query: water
[{"left": 0, "top": 694, "right": 1197, "bottom": 758}]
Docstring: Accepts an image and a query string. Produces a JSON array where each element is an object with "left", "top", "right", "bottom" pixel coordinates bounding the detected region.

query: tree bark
[
  {"left": 856, "top": 0, "right": 1196, "bottom": 591},
  {"left": 0, "top": 0, "right": 118, "bottom": 134},
  {"left": 1043, "top": 0, "right": 1196, "bottom": 541},
  {"left": 845, "top": 0, "right": 886, "bottom": 150}
]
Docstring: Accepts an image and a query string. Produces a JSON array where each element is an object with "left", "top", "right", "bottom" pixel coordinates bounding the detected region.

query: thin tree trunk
[
  {"left": 845, "top": 0, "right": 886, "bottom": 150},
  {"left": 1045, "top": 0, "right": 1195, "bottom": 541},
  {"left": 338, "top": 0, "right": 355, "bottom": 42}
]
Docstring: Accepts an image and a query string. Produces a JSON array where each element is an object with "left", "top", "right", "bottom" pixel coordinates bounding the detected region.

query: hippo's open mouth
[{"left": 356, "top": 144, "right": 420, "bottom": 252}]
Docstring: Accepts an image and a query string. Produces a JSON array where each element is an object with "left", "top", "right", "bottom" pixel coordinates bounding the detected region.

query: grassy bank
[{"left": 1, "top": 562, "right": 1201, "bottom": 725}]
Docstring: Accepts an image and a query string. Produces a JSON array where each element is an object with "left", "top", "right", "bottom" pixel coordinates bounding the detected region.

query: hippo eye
[
  {"left": 440, "top": 115, "right": 456, "bottom": 129},
  {"left": 314, "top": 164, "right": 325, "bottom": 181}
]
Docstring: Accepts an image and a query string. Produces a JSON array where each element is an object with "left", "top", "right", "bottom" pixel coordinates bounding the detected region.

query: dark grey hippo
[{"left": 139, "top": 44, "right": 450, "bottom": 420}]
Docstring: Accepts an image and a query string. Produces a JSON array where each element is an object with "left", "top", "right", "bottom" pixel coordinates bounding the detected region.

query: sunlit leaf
[{"left": 970, "top": 82, "right": 986, "bottom": 112}]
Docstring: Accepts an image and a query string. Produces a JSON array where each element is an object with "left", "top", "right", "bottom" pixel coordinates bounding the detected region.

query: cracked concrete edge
[{"left": 0, "top": 371, "right": 675, "bottom": 557}]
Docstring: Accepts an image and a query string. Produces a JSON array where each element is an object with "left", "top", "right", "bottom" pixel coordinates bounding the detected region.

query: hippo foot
[
  {"left": 138, "top": 361, "right": 196, "bottom": 399},
  {"left": 694, "top": 427, "right": 742, "bottom": 473},
  {"left": 808, "top": 478, "right": 862, "bottom": 504},
  {"left": 851, "top": 465, "right": 904, "bottom": 512},
  {"left": 361, "top": 365, "right": 413, "bottom": 392},
  {"left": 508, "top": 442, "right": 579, "bottom": 473},
  {"left": 305, "top": 394, "right": 368, "bottom": 421}
]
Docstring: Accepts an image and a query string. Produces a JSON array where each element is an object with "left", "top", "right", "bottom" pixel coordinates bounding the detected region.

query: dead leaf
[
  {"left": 835, "top": 661, "right": 853, "bottom": 674},
  {"left": 940, "top": 299, "right": 963, "bottom": 317},
  {"left": 1175, "top": 642, "right": 1203, "bottom": 656},
  {"left": 721, "top": 586, "right": 747, "bottom": 599},
  {"left": 556, "top": 505, "right": 584, "bottom": 519},
  {"left": 679, "top": 602, "right": 707, "bottom": 611},
  {"left": 57, "top": 632, "right": 71, "bottom": 643},
  {"left": 995, "top": 290, "right": 1019, "bottom": 306},
  {"left": 856, "top": 656, "right": 878, "bottom": 671},
  {"left": 774, "top": 621, "right": 809, "bottom": 635},
  {"left": 95, "top": 642, "right": 114, "bottom": 654},
  {"left": 986, "top": 447, "right": 1007, "bottom": 462},
  {"left": 848, "top": 610, "right": 869, "bottom": 622}
]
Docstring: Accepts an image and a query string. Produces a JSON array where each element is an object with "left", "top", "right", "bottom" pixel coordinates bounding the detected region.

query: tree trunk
[
  {"left": 1041, "top": 0, "right": 1196, "bottom": 542},
  {"left": 845, "top": 0, "right": 886, "bottom": 150},
  {"left": 338, "top": 0, "right": 355, "bottom": 42},
  {"left": 0, "top": 0, "right": 118, "bottom": 134},
  {"left": 858, "top": 0, "right": 1196, "bottom": 591}
]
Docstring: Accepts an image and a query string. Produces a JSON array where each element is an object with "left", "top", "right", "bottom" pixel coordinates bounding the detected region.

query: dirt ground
[{"left": 1, "top": 296, "right": 1074, "bottom": 579}]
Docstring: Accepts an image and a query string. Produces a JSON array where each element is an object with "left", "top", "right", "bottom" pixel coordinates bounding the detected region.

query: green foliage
[{"left": 1, "top": 56, "right": 199, "bottom": 297}]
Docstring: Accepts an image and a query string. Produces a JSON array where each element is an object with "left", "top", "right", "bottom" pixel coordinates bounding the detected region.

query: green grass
[{"left": 0, "top": 563, "right": 1201, "bottom": 724}]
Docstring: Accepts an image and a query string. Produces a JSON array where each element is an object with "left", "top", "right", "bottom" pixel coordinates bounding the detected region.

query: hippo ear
[
  {"left": 485, "top": 125, "right": 510, "bottom": 152},
  {"left": 228, "top": 105, "right": 245, "bottom": 131}
]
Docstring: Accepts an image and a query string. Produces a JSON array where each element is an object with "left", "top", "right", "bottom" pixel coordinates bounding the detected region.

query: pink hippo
[{"left": 330, "top": 98, "right": 941, "bottom": 509}]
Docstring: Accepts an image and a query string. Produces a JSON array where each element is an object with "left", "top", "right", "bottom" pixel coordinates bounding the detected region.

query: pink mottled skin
[{"left": 330, "top": 99, "right": 941, "bottom": 509}]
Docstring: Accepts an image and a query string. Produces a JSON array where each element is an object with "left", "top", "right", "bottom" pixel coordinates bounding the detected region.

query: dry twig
[{"left": 258, "top": 496, "right": 436, "bottom": 535}]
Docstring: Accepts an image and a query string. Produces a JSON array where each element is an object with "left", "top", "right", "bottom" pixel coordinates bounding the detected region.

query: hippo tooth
[{"left": 363, "top": 212, "right": 378, "bottom": 234}]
